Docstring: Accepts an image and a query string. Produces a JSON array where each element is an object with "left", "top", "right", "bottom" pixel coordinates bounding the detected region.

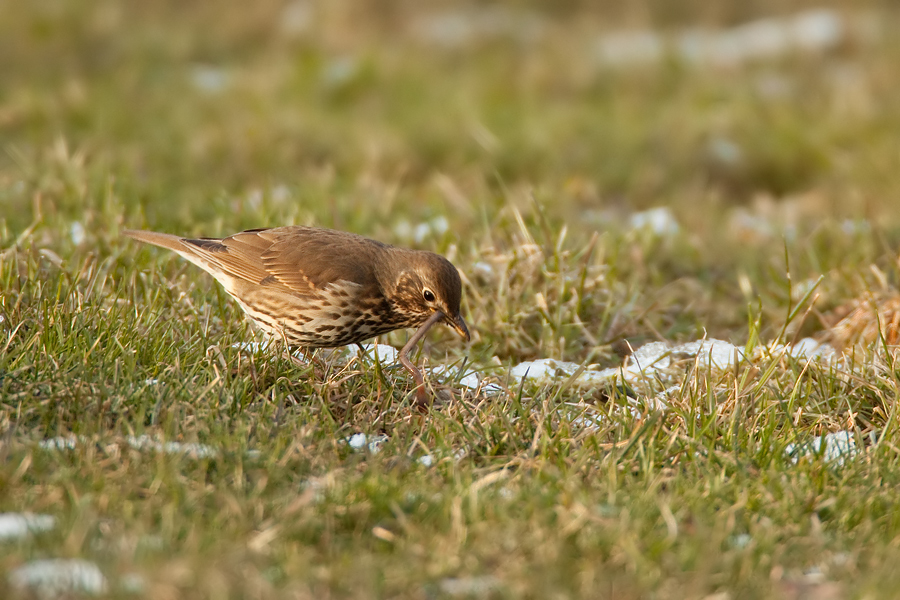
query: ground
[{"left": 3, "top": 1, "right": 900, "bottom": 598}]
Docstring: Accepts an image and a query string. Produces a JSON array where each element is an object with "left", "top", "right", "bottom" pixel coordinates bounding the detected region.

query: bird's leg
[
  {"left": 399, "top": 311, "right": 444, "bottom": 409},
  {"left": 284, "top": 346, "right": 324, "bottom": 368}
]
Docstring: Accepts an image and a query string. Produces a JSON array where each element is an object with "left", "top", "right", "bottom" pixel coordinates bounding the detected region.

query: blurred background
[
  {"left": 2, "top": 0, "right": 899, "bottom": 349},
  {"left": 2, "top": 0, "right": 895, "bottom": 223}
]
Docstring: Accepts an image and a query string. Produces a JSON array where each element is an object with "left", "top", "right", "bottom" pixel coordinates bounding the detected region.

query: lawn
[{"left": 3, "top": 1, "right": 900, "bottom": 598}]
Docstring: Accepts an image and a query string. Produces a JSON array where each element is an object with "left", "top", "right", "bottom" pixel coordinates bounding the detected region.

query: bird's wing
[
  {"left": 179, "top": 227, "right": 383, "bottom": 294},
  {"left": 256, "top": 227, "right": 383, "bottom": 292}
]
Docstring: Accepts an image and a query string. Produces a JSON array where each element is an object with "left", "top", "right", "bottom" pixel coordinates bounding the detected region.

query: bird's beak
[{"left": 446, "top": 312, "right": 470, "bottom": 342}]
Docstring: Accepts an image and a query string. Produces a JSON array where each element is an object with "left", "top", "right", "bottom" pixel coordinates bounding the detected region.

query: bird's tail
[{"left": 123, "top": 229, "right": 191, "bottom": 253}]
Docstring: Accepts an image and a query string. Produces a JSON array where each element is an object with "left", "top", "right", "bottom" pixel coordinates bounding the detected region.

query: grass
[{"left": 4, "top": 0, "right": 900, "bottom": 598}]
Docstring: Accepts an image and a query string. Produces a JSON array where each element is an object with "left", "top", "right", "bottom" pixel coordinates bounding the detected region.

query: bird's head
[{"left": 388, "top": 251, "right": 470, "bottom": 341}]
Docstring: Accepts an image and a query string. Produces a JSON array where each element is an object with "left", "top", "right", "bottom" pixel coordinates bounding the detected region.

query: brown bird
[{"left": 124, "top": 226, "right": 470, "bottom": 406}]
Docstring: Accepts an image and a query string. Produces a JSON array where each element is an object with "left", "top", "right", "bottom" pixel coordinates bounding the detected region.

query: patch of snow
[
  {"left": 471, "top": 261, "right": 494, "bottom": 280},
  {"left": 647, "top": 386, "right": 681, "bottom": 410},
  {"left": 9, "top": 559, "right": 107, "bottom": 596},
  {"left": 0, "top": 514, "right": 56, "bottom": 541},
  {"left": 620, "top": 339, "right": 742, "bottom": 381},
  {"left": 595, "top": 9, "right": 848, "bottom": 69},
  {"left": 789, "top": 338, "right": 837, "bottom": 361},
  {"left": 579, "top": 367, "right": 621, "bottom": 385},
  {"left": 509, "top": 358, "right": 620, "bottom": 388},
  {"left": 69, "top": 222, "right": 86, "bottom": 246},
  {"left": 786, "top": 431, "right": 861, "bottom": 466},
  {"left": 628, "top": 207, "right": 680, "bottom": 235},
  {"left": 672, "top": 339, "right": 744, "bottom": 369},
  {"left": 792, "top": 9, "right": 845, "bottom": 51},
  {"left": 39, "top": 436, "right": 84, "bottom": 451},
  {"left": 568, "top": 415, "right": 604, "bottom": 430},
  {"left": 420, "top": 215, "right": 449, "bottom": 241},
  {"left": 321, "top": 57, "right": 359, "bottom": 88},
  {"left": 623, "top": 342, "right": 671, "bottom": 377},
  {"left": 439, "top": 575, "right": 502, "bottom": 596},
  {"left": 430, "top": 364, "right": 503, "bottom": 395},
  {"left": 396, "top": 216, "right": 452, "bottom": 244},
  {"left": 707, "top": 137, "right": 743, "bottom": 166},
  {"left": 190, "top": 65, "right": 230, "bottom": 94},
  {"left": 233, "top": 340, "right": 320, "bottom": 362},
  {"left": 840, "top": 219, "right": 871, "bottom": 236},
  {"left": 37, "top": 435, "right": 255, "bottom": 460},
  {"left": 345, "top": 433, "right": 387, "bottom": 453},
  {"left": 356, "top": 343, "right": 400, "bottom": 364},
  {"left": 125, "top": 435, "right": 218, "bottom": 459},
  {"left": 233, "top": 340, "right": 276, "bottom": 353},
  {"left": 509, "top": 358, "right": 578, "bottom": 382},
  {"left": 120, "top": 572, "right": 146, "bottom": 594}
]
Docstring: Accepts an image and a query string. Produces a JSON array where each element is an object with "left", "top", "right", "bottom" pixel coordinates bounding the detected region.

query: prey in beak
[{"left": 398, "top": 311, "right": 470, "bottom": 409}]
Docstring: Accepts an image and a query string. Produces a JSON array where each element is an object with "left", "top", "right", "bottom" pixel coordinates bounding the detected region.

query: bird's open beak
[{"left": 446, "top": 313, "right": 470, "bottom": 342}]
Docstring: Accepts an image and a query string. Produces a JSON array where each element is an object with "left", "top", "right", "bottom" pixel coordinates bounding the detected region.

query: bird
[{"left": 124, "top": 226, "right": 470, "bottom": 407}]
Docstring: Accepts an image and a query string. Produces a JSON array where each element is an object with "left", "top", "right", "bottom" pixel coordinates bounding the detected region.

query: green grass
[{"left": 4, "top": 1, "right": 900, "bottom": 598}]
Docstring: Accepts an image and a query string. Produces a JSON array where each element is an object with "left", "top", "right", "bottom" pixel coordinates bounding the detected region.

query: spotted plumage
[{"left": 124, "top": 226, "right": 469, "bottom": 406}]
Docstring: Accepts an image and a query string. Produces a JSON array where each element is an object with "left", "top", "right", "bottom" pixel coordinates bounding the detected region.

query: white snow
[
  {"left": 0, "top": 513, "right": 56, "bottom": 541},
  {"left": 39, "top": 435, "right": 218, "bottom": 459},
  {"left": 628, "top": 207, "right": 680, "bottom": 235},
  {"left": 787, "top": 338, "right": 837, "bottom": 361},
  {"left": 671, "top": 339, "right": 744, "bottom": 369},
  {"left": 785, "top": 431, "right": 861, "bottom": 466},
  {"left": 39, "top": 436, "right": 83, "bottom": 451},
  {"left": 430, "top": 364, "right": 503, "bottom": 394},
  {"left": 9, "top": 559, "right": 107, "bottom": 596},
  {"left": 623, "top": 342, "right": 672, "bottom": 376},
  {"left": 439, "top": 575, "right": 502, "bottom": 596},
  {"left": 125, "top": 435, "right": 218, "bottom": 459},
  {"left": 356, "top": 343, "right": 400, "bottom": 364},
  {"left": 190, "top": 65, "right": 230, "bottom": 93},
  {"left": 345, "top": 433, "right": 388, "bottom": 453},
  {"left": 69, "top": 222, "right": 86, "bottom": 246},
  {"left": 595, "top": 9, "right": 852, "bottom": 69}
]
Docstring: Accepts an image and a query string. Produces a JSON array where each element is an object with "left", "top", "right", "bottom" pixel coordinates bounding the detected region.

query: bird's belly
[{"left": 230, "top": 287, "right": 405, "bottom": 348}]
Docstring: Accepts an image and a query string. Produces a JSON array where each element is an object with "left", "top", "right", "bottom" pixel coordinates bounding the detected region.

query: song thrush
[{"left": 124, "top": 226, "right": 470, "bottom": 406}]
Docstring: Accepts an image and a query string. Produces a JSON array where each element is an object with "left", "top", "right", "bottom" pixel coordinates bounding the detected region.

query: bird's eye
[{"left": 423, "top": 289, "right": 436, "bottom": 302}]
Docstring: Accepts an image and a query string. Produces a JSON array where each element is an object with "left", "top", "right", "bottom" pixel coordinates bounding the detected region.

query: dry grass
[{"left": 4, "top": 1, "right": 900, "bottom": 598}]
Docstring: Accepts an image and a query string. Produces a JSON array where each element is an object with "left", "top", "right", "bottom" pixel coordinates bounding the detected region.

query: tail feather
[
  {"left": 124, "top": 228, "right": 214, "bottom": 273},
  {"left": 123, "top": 229, "right": 192, "bottom": 253},
  {"left": 124, "top": 228, "right": 260, "bottom": 290}
]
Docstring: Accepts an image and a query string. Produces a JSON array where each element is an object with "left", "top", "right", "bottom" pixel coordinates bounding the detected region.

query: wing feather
[{"left": 132, "top": 226, "right": 389, "bottom": 296}]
